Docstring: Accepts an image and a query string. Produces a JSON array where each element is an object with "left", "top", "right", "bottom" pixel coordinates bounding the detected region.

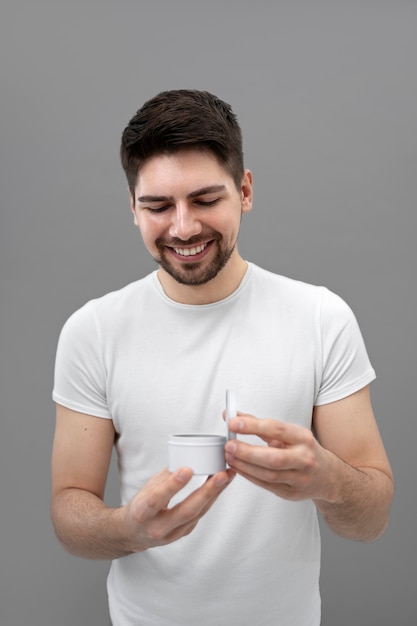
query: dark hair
[{"left": 120, "top": 89, "right": 244, "bottom": 197}]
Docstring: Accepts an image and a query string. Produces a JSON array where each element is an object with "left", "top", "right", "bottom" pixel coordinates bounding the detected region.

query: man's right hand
[
  {"left": 123, "top": 467, "right": 235, "bottom": 552},
  {"left": 51, "top": 406, "right": 235, "bottom": 559}
]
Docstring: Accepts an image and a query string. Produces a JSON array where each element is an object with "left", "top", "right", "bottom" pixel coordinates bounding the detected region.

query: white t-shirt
[{"left": 53, "top": 263, "right": 376, "bottom": 626}]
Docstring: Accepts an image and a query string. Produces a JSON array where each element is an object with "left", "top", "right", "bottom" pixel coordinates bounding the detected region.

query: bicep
[
  {"left": 313, "top": 386, "right": 392, "bottom": 478},
  {"left": 51, "top": 404, "right": 116, "bottom": 501}
]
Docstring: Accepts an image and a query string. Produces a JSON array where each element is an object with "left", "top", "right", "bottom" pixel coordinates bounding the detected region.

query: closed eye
[
  {"left": 145, "top": 205, "right": 171, "bottom": 213},
  {"left": 195, "top": 198, "right": 219, "bottom": 207},
  {"left": 141, "top": 198, "right": 219, "bottom": 212}
]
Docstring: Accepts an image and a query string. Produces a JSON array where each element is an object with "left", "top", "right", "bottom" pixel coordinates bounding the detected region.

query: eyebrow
[{"left": 137, "top": 185, "right": 227, "bottom": 204}]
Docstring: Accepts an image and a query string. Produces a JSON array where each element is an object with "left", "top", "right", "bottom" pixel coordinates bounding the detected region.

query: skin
[
  {"left": 225, "top": 386, "right": 393, "bottom": 541},
  {"left": 51, "top": 148, "right": 393, "bottom": 559},
  {"left": 130, "top": 149, "right": 253, "bottom": 304},
  {"left": 51, "top": 405, "right": 235, "bottom": 558}
]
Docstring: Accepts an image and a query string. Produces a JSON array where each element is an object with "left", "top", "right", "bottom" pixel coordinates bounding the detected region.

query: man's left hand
[{"left": 225, "top": 414, "right": 337, "bottom": 502}]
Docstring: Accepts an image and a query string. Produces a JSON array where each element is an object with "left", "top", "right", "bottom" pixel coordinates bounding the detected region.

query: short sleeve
[
  {"left": 52, "top": 303, "right": 112, "bottom": 418},
  {"left": 314, "top": 288, "right": 376, "bottom": 406}
]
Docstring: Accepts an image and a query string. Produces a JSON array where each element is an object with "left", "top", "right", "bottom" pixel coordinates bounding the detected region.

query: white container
[{"left": 168, "top": 434, "right": 227, "bottom": 475}]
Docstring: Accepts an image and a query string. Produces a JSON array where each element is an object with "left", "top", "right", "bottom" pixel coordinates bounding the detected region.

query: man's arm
[
  {"left": 51, "top": 405, "right": 235, "bottom": 559},
  {"left": 312, "top": 385, "right": 393, "bottom": 541},
  {"left": 224, "top": 386, "right": 393, "bottom": 542}
]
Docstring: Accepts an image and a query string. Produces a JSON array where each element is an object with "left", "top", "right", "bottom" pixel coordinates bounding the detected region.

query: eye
[
  {"left": 146, "top": 205, "right": 171, "bottom": 214},
  {"left": 195, "top": 198, "right": 219, "bottom": 207}
]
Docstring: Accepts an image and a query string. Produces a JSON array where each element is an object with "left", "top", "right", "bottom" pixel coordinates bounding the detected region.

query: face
[{"left": 130, "top": 149, "right": 252, "bottom": 297}]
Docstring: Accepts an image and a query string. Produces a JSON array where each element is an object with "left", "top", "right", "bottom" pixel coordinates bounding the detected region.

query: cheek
[
  {"left": 225, "top": 213, "right": 242, "bottom": 238},
  {"left": 137, "top": 216, "right": 161, "bottom": 241},
  {"left": 214, "top": 207, "right": 240, "bottom": 231}
]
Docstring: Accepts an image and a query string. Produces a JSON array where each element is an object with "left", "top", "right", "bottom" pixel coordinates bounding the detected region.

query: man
[{"left": 51, "top": 90, "right": 393, "bottom": 625}]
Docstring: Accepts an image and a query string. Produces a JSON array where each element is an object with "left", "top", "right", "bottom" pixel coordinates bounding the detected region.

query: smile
[{"left": 172, "top": 243, "right": 209, "bottom": 257}]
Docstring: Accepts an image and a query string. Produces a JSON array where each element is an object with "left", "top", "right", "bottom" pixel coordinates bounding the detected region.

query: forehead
[{"left": 135, "top": 148, "right": 234, "bottom": 194}]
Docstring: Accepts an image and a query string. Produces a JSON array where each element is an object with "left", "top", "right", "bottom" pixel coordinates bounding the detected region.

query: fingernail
[
  {"left": 225, "top": 441, "right": 237, "bottom": 454},
  {"left": 176, "top": 468, "right": 192, "bottom": 482},
  {"left": 214, "top": 474, "right": 228, "bottom": 486}
]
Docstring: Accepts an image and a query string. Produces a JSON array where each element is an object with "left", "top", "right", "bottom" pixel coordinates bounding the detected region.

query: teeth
[{"left": 174, "top": 243, "right": 207, "bottom": 257}]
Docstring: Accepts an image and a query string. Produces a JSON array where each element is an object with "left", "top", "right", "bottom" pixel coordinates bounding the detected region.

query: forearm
[
  {"left": 51, "top": 488, "right": 133, "bottom": 560},
  {"left": 314, "top": 456, "right": 394, "bottom": 542}
]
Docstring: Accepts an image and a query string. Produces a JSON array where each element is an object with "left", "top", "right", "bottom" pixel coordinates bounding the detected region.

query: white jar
[{"left": 168, "top": 434, "right": 227, "bottom": 475}]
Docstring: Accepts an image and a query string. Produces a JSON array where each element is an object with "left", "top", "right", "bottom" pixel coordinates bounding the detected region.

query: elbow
[
  {"left": 50, "top": 491, "right": 82, "bottom": 557},
  {"left": 354, "top": 476, "right": 394, "bottom": 543},
  {"left": 365, "top": 482, "right": 394, "bottom": 543}
]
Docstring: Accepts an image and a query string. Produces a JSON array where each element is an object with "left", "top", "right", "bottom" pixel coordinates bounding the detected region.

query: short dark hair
[{"left": 120, "top": 89, "right": 244, "bottom": 197}]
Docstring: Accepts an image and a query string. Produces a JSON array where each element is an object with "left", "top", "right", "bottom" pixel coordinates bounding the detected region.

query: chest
[{"left": 104, "top": 302, "right": 320, "bottom": 437}]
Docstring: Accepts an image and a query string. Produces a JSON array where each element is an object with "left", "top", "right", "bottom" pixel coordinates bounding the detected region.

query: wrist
[{"left": 316, "top": 449, "right": 351, "bottom": 505}]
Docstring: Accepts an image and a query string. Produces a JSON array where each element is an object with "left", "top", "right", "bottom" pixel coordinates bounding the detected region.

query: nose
[{"left": 169, "top": 204, "right": 203, "bottom": 241}]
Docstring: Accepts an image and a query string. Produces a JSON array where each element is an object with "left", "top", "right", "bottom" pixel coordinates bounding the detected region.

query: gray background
[{"left": 1, "top": 1, "right": 416, "bottom": 624}]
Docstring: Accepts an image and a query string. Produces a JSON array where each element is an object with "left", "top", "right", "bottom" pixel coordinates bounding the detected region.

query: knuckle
[
  {"left": 270, "top": 457, "right": 282, "bottom": 471},
  {"left": 264, "top": 468, "right": 280, "bottom": 482},
  {"left": 144, "top": 494, "right": 160, "bottom": 511},
  {"left": 269, "top": 452, "right": 285, "bottom": 471},
  {"left": 148, "top": 524, "right": 166, "bottom": 542},
  {"left": 130, "top": 504, "right": 146, "bottom": 525},
  {"left": 179, "top": 502, "right": 197, "bottom": 524},
  {"left": 303, "top": 430, "right": 315, "bottom": 447},
  {"left": 269, "top": 422, "right": 284, "bottom": 438},
  {"left": 182, "top": 521, "right": 198, "bottom": 537},
  {"left": 131, "top": 494, "right": 159, "bottom": 524},
  {"left": 301, "top": 448, "right": 317, "bottom": 471}
]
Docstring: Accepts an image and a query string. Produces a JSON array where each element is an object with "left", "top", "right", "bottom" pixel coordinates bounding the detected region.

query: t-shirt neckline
[{"left": 151, "top": 262, "right": 254, "bottom": 309}]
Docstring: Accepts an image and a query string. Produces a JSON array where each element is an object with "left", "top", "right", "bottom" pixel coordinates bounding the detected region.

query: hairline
[{"left": 130, "top": 145, "right": 244, "bottom": 199}]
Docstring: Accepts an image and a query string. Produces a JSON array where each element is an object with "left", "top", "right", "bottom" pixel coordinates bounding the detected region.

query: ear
[{"left": 240, "top": 169, "right": 253, "bottom": 214}]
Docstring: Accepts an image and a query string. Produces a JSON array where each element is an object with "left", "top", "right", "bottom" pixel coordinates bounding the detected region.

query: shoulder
[
  {"left": 248, "top": 264, "right": 358, "bottom": 328},
  {"left": 56, "top": 274, "right": 158, "bottom": 351},
  {"left": 249, "top": 263, "right": 327, "bottom": 306},
  {"left": 64, "top": 273, "right": 156, "bottom": 325}
]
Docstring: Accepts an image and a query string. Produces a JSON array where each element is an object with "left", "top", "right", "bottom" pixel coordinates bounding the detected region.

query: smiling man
[
  {"left": 51, "top": 90, "right": 393, "bottom": 626},
  {"left": 131, "top": 149, "right": 252, "bottom": 302}
]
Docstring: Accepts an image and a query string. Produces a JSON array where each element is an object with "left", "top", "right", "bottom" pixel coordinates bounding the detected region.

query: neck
[{"left": 157, "top": 253, "right": 248, "bottom": 305}]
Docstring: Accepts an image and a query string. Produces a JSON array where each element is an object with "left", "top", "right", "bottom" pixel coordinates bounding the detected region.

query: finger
[
  {"left": 200, "top": 469, "right": 237, "bottom": 510},
  {"left": 164, "top": 518, "right": 200, "bottom": 543},
  {"left": 133, "top": 467, "right": 194, "bottom": 521},
  {"left": 145, "top": 470, "right": 235, "bottom": 544},
  {"left": 225, "top": 448, "right": 306, "bottom": 490},
  {"left": 268, "top": 439, "right": 286, "bottom": 448},
  {"left": 225, "top": 439, "right": 315, "bottom": 473},
  {"left": 232, "top": 467, "right": 303, "bottom": 501},
  {"left": 228, "top": 415, "right": 311, "bottom": 446},
  {"left": 168, "top": 469, "right": 235, "bottom": 528},
  {"left": 181, "top": 469, "right": 235, "bottom": 513},
  {"left": 142, "top": 467, "right": 191, "bottom": 492},
  {"left": 221, "top": 409, "right": 245, "bottom": 422}
]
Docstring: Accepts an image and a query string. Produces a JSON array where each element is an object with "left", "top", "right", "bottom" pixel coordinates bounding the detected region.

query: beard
[{"left": 153, "top": 231, "right": 236, "bottom": 286}]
